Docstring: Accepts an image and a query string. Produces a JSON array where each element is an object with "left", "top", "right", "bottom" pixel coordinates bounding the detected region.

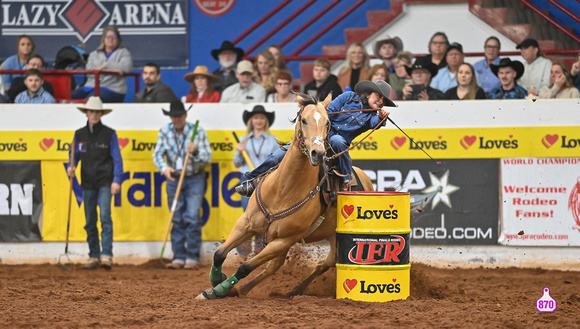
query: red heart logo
[
  {"left": 460, "top": 135, "right": 476, "bottom": 150},
  {"left": 341, "top": 205, "right": 354, "bottom": 219},
  {"left": 509, "top": 135, "right": 513, "bottom": 139},
  {"left": 118, "top": 138, "right": 129, "bottom": 149},
  {"left": 39, "top": 138, "right": 54, "bottom": 151},
  {"left": 390, "top": 136, "right": 406, "bottom": 150},
  {"left": 19, "top": 138, "right": 23, "bottom": 142},
  {"left": 438, "top": 136, "right": 442, "bottom": 139},
  {"left": 389, "top": 204, "right": 394, "bottom": 209},
  {"left": 343, "top": 279, "right": 357, "bottom": 293},
  {"left": 392, "top": 279, "right": 397, "bottom": 283},
  {"left": 542, "top": 134, "right": 558, "bottom": 148},
  {"left": 225, "top": 138, "right": 229, "bottom": 141}
]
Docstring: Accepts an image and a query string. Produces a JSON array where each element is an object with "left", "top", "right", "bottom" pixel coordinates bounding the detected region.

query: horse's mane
[{"left": 290, "top": 92, "right": 319, "bottom": 124}]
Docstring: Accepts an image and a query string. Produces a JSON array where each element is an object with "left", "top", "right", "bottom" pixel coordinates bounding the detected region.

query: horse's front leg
[
  {"left": 209, "top": 213, "right": 258, "bottom": 287},
  {"left": 287, "top": 234, "right": 336, "bottom": 297},
  {"left": 238, "top": 254, "right": 286, "bottom": 296},
  {"left": 197, "top": 237, "right": 297, "bottom": 300}
]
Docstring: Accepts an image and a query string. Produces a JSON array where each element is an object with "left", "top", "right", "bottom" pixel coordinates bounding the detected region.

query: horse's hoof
[
  {"left": 211, "top": 273, "right": 227, "bottom": 288},
  {"left": 195, "top": 288, "right": 218, "bottom": 300}
]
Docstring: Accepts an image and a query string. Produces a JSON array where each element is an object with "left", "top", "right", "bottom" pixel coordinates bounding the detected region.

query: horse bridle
[{"left": 295, "top": 111, "right": 331, "bottom": 159}]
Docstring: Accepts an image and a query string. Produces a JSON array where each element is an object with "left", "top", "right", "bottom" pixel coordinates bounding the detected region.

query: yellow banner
[
  {"left": 41, "top": 159, "right": 246, "bottom": 242},
  {"left": 1, "top": 127, "right": 578, "bottom": 161}
]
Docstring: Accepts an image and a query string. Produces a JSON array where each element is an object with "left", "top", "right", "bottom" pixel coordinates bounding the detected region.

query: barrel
[{"left": 336, "top": 191, "right": 410, "bottom": 302}]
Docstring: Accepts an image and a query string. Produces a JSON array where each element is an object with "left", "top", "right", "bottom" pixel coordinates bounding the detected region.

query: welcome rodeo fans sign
[{"left": 0, "top": 0, "right": 189, "bottom": 67}]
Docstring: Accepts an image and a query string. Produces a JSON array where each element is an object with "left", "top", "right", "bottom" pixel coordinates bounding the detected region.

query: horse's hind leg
[
  {"left": 238, "top": 253, "right": 286, "bottom": 296},
  {"left": 287, "top": 234, "right": 336, "bottom": 297}
]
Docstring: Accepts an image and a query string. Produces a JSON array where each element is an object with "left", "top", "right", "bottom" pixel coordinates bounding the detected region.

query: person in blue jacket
[{"left": 235, "top": 79, "right": 394, "bottom": 197}]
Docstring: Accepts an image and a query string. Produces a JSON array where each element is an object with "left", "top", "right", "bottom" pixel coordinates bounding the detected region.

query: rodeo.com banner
[
  {"left": 0, "top": 0, "right": 189, "bottom": 67},
  {"left": 354, "top": 159, "right": 499, "bottom": 245}
]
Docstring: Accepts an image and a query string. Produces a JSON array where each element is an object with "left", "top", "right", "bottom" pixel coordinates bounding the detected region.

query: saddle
[{"left": 318, "top": 156, "right": 361, "bottom": 208}]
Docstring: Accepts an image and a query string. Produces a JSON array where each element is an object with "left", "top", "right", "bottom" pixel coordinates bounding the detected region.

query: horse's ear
[
  {"left": 296, "top": 94, "right": 305, "bottom": 104},
  {"left": 322, "top": 92, "right": 332, "bottom": 108}
]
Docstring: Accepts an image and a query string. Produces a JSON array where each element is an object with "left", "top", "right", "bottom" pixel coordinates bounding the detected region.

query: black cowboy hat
[
  {"left": 162, "top": 100, "right": 192, "bottom": 117},
  {"left": 354, "top": 80, "right": 396, "bottom": 107},
  {"left": 405, "top": 56, "right": 439, "bottom": 78},
  {"left": 243, "top": 105, "right": 275, "bottom": 126},
  {"left": 211, "top": 41, "right": 245, "bottom": 61},
  {"left": 490, "top": 58, "right": 525, "bottom": 80}
]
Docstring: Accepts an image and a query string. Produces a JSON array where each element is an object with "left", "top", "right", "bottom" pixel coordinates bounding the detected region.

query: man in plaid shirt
[{"left": 153, "top": 100, "right": 211, "bottom": 269}]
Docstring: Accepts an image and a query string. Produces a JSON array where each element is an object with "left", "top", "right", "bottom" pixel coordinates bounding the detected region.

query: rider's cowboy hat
[
  {"left": 374, "top": 36, "right": 404, "bottom": 59},
  {"left": 184, "top": 65, "right": 218, "bottom": 83},
  {"left": 77, "top": 96, "right": 112, "bottom": 115},
  {"left": 243, "top": 105, "right": 275, "bottom": 126},
  {"left": 211, "top": 41, "right": 245, "bottom": 61},
  {"left": 490, "top": 58, "right": 525, "bottom": 80},
  {"left": 162, "top": 100, "right": 192, "bottom": 117},
  {"left": 354, "top": 80, "right": 396, "bottom": 107},
  {"left": 405, "top": 56, "right": 439, "bottom": 78}
]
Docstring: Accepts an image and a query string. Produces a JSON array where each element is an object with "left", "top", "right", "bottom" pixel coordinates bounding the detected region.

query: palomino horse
[{"left": 196, "top": 93, "right": 373, "bottom": 300}]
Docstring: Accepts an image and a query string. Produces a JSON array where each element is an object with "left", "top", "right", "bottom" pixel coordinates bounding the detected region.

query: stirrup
[{"left": 235, "top": 180, "right": 255, "bottom": 197}]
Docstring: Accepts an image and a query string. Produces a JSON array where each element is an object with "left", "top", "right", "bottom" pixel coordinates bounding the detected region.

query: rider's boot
[{"left": 235, "top": 180, "right": 255, "bottom": 197}]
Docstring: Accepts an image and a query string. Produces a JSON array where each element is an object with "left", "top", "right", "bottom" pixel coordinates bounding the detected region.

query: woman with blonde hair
[
  {"left": 337, "top": 42, "right": 370, "bottom": 90},
  {"left": 444, "top": 63, "right": 486, "bottom": 100},
  {"left": 184, "top": 65, "right": 220, "bottom": 103},
  {"left": 539, "top": 62, "right": 580, "bottom": 99},
  {"left": 253, "top": 49, "right": 278, "bottom": 94}
]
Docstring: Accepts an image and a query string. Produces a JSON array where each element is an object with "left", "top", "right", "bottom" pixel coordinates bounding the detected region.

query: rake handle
[{"left": 233, "top": 131, "right": 255, "bottom": 170}]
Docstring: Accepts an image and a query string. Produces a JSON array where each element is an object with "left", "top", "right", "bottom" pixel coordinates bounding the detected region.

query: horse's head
[{"left": 294, "top": 93, "right": 332, "bottom": 166}]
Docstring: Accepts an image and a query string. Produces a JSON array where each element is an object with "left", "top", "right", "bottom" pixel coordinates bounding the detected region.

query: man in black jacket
[
  {"left": 67, "top": 96, "right": 124, "bottom": 270},
  {"left": 134, "top": 62, "right": 179, "bottom": 103}
]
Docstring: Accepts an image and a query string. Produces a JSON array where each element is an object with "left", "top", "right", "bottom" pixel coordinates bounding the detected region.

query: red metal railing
[
  {"left": 0, "top": 69, "right": 140, "bottom": 98},
  {"left": 278, "top": 0, "right": 341, "bottom": 48},
  {"left": 519, "top": 0, "right": 580, "bottom": 43},
  {"left": 547, "top": 0, "right": 580, "bottom": 24},
  {"left": 232, "top": 0, "right": 292, "bottom": 46}
]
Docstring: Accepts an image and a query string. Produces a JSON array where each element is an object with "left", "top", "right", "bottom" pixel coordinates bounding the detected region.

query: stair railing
[
  {"left": 519, "top": 0, "right": 580, "bottom": 43},
  {"left": 546, "top": 0, "right": 580, "bottom": 24},
  {"left": 232, "top": 0, "right": 292, "bottom": 46}
]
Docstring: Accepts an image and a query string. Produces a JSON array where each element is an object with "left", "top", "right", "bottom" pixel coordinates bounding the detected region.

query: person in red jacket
[{"left": 184, "top": 65, "right": 220, "bottom": 103}]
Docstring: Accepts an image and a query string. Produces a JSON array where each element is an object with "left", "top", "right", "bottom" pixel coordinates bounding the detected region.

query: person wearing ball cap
[
  {"left": 235, "top": 80, "right": 394, "bottom": 197},
  {"left": 67, "top": 96, "right": 124, "bottom": 270}
]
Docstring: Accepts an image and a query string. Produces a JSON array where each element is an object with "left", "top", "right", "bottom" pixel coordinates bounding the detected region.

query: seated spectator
[
  {"left": 488, "top": 58, "right": 527, "bottom": 99},
  {"left": 184, "top": 65, "right": 220, "bottom": 103},
  {"left": 220, "top": 60, "right": 266, "bottom": 103},
  {"left": 253, "top": 49, "right": 278, "bottom": 94},
  {"left": 71, "top": 26, "right": 133, "bottom": 103},
  {"left": 571, "top": 53, "right": 580, "bottom": 91},
  {"left": 538, "top": 62, "right": 580, "bottom": 99},
  {"left": 2, "top": 35, "right": 35, "bottom": 92},
  {"left": 303, "top": 58, "right": 342, "bottom": 100},
  {"left": 516, "top": 38, "right": 552, "bottom": 93},
  {"left": 388, "top": 51, "right": 413, "bottom": 100},
  {"left": 211, "top": 41, "right": 244, "bottom": 94},
  {"left": 373, "top": 36, "right": 403, "bottom": 74},
  {"left": 134, "top": 62, "right": 179, "bottom": 103},
  {"left": 444, "top": 63, "right": 486, "bottom": 100},
  {"left": 401, "top": 57, "right": 444, "bottom": 101},
  {"left": 14, "top": 69, "right": 56, "bottom": 104},
  {"left": 474, "top": 36, "right": 502, "bottom": 96},
  {"left": 268, "top": 45, "right": 292, "bottom": 74},
  {"left": 7, "top": 54, "right": 54, "bottom": 102},
  {"left": 430, "top": 42, "right": 464, "bottom": 93},
  {"left": 267, "top": 71, "right": 296, "bottom": 103},
  {"left": 367, "top": 64, "right": 397, "bottom": 100},
  {"left": 423, "top": 32, "right": 449, "bottom": 69},
  {"left": 337, "top": 43, "right": 370, "bottom": 90}
]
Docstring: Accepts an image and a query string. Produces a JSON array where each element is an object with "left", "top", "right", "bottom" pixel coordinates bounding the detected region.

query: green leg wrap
[
  {"left": 210, "top": 263, "right": 224, "bottom": 287},
  {"left": 213, "top": 274, "right": 239, "bottom": 298}
]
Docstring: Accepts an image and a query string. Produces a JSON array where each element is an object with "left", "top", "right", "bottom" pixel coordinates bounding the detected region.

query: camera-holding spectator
[
  {"left": 373, "top": 36, "right": 403, "bottom": 74},
  {"left": 211, "top": 41, "right": 245, "bottom": 94},
  {"left": 302, "top": 58, "right": 342, "bottom": 101},
  {"left": 388, "top": 51, "right": 413, "bottom": 100},
  {"left": 568, "top": 53, "right": 580, "bottom": 91},
  {"left": 488, "top": 58, "right": 527, "bottom": 99},
  {"left": 401, "top": 57, "right": 444, "bottom": 101},
  {"left": 7, "top": 54, "right": 54, "bottom": 103},
  {"left": 337, "top": 43, "right": 370, "bottom": 91},
  {"left": 430, "top": 42, "right": 465, "bottom": 93},
  {"left": 443, "top": 63, "right": 486, "bottom": 100},
  {"left": 474, "top": 36, "right": 502, "bottom": 96},
  {"left": 516, "top": 38, "right": 552, "bottom": 94},
  {"left": 14, "top": 69, "right": 56, "bottom": 104},
  {"left": 184, "top": 65, "right": 220, "bottom": 103},
  {"left": 220, "top": 60, "right": 266, "bottom": 103},
  {"left": 538, "top": 63, "right": 580, "bottom": 99},
  {"left": 134, "top": 62, "right": 179, "bottom": 103}
]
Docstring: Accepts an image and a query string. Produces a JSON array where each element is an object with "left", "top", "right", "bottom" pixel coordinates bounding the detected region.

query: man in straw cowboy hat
[
  {"left": 211, "top": 40, "right": 245, "bottom": 93},
  {"left": 134, "top": 62, "right": 179, "bottom": 103},
  {"left": 67, "top": 96, "right": 124, "bottom": 270},
  {"left": 153, "top": 100, "right": 212, "bottom": 269},
  {"left": 488, "top": 58, "right": 527, "bottom": 99},
  {"left": 236, "top": 80, "right": 394, "bottom": 197}
]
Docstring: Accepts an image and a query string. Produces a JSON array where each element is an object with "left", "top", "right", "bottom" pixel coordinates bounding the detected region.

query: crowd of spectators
[{"left": 2, "top": 28, "right": 580, "bottom": 105}]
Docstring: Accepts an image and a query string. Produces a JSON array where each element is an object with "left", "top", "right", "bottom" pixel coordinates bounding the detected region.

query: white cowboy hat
[{"left": 77, "top": 96, "right": 113, "bottom": 115}]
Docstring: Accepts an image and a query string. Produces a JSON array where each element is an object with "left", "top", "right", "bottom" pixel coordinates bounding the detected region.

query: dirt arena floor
[{"left": 2, "top": 255, "right": 579, "bottom": 328}]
